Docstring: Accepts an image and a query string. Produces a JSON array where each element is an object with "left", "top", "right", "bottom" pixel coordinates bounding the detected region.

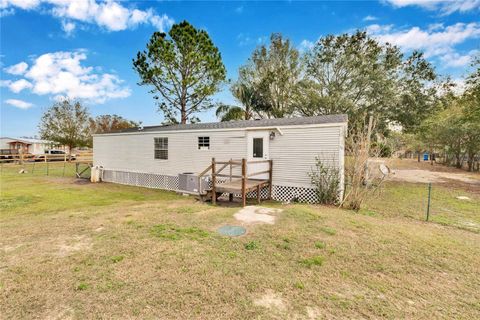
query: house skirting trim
[{"left": 101, "top": 169, "right": 318, "bottom": 204}]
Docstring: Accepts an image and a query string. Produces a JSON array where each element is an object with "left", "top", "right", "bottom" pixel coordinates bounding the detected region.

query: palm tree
[
  {"left": 232, "top": 83, "right": 255, "bottom": 120},
  {"left": 215, "top": 104, "right": 246, "bottom": 121},
  {"left": 215, "top": 83, "right": 260, "bottom": 122}
]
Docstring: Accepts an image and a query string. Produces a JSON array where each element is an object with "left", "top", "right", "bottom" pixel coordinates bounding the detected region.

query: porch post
[
  {"left": 241, "top": 158, "right": 247, "bottom": 207},
  {"left": 268, "top": 160, "right": 273, "bottom": 200},
  {"left": 211, "top": 158, "right": 216, "bottom": 205}
]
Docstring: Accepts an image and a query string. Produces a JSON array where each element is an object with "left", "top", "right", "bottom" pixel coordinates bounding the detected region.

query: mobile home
[
  {"left": 93, "top": 114, "right": 347, "bottom": 203},
  {"left": 0, "top": 137, "right": 55, "bottom": 155}
]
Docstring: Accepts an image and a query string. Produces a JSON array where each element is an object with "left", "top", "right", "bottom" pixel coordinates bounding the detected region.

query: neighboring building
[
  {"left": 387, "top": 121, "right": 403, "bottom": 133},
  {"left": 93, "top": 114, "right": 347, "bottom": 203},
  {"left": 0, "top": 137, "right": 56, "bottom": 155}
]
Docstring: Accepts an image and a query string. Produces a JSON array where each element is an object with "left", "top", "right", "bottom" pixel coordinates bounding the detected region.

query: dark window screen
[
  {"left": 198, "top": 136, "right": 210, "bottom": 149},
  {"left": 253, "top": 138, "right": 263, "bottom": 158}
]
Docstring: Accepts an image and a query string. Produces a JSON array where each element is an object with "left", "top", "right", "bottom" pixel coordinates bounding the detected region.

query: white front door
[{"left": 247, "top": 131, "right": 270, "bottom": 180}]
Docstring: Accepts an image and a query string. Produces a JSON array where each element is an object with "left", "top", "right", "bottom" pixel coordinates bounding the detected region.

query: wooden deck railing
[{"left": 198, "top": 158, "right": 273, "bottom": 206}]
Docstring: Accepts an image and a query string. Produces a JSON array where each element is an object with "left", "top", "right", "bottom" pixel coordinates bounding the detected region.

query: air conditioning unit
[{"left": 178, "top": 172, "right": 209, "bottom": 193}]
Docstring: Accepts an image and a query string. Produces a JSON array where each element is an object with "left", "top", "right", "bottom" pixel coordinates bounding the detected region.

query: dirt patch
[
  {"left": 234, "top": 206, "right": 282, "bottom": 225},
  {"left": 57, "top": 235, "right": 92, "bottom": 257},
  {"left": 306, "top": 306, "right": 321, "bottom": 319},
  {"left": 368, "top": 158, "right": 480, "bottom": 186},
  {"left": 389, "top": 169, "right": 480, "bottom": 185},
  {"left": 254, "top": 290, "right": 286, "bottom": 312},
  {"left": 73, "top": 179, "right": 90, "bottom": 185}
]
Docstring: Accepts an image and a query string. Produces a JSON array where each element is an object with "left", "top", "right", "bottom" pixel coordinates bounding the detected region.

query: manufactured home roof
[
  {"left": 102, "top": 114, "right": 347, "bottom": 134},
  {"left": 0, "top": 137, "right": 52, "bottom": 144}
]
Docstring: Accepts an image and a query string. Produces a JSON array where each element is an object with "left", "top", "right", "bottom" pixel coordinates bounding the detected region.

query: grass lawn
[{"left": 1, "top": 163, "right": 479, "bottom": 319}]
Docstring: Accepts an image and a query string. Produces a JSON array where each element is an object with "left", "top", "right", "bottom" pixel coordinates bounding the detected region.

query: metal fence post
[{"left": 426, "top": 182, "right": 432, "bottom": 221}]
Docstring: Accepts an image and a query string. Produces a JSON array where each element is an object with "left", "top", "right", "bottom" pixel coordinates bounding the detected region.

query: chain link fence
[
  {"left": 366, "top": 179, "right": 479, "bottom": 234},
  {"left": 0, "top": 161, "right": 90, "bottom": 179}
]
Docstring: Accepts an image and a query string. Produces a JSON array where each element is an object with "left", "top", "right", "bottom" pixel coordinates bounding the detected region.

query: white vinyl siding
[
  {"left": 94, "top": 130, "right": 247, "bottom": 176},
  {"left": 269, "top": 126, "right": 342, "bottom": 187},
  {"left": 93, "top": 124, "right": 345, "bottom": 189}
]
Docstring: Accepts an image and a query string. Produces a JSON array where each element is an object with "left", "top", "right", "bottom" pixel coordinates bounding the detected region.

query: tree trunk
[
  {"left": 180, "top": 89, "right": 187, "bottom": 124},
  {"left": 245, "top": 105, "right": 251, "bottom": 120},
  {"left": 467, "top": 152, "right": 474, "bottom": 172},
  {"left": 455, "top": 153, "right": 462, "bottom": 169},
  {"left": 181, "top": 101, "right": 187, "bottom": 124}
]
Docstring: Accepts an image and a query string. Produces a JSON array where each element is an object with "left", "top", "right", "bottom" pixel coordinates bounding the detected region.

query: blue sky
[{"left": 1, "top": 0, "right": 479, "bottom": 137}]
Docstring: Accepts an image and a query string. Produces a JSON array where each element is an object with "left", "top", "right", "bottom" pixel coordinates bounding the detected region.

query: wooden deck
[
  {"left": 215, "top": 179, "right": 269, "bottom": 194},
  {"left": 198, "top": 158, "right": 273, "bottom": 207}
]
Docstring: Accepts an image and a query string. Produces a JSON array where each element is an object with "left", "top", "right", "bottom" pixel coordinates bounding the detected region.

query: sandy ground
[
  {"left": 388, "top": 169, "right": 480, "bottom": 184},
  {"left": 370, "top": 159, "right": 480, "bottom": 186},
  {"left": 233, "top": 206, "right": 283, "bottom": 225}
]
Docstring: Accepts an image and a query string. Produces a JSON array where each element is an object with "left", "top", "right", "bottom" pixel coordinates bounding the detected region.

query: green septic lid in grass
[{"left": 217, "top": 225, "right": 246, "bottom": 237}]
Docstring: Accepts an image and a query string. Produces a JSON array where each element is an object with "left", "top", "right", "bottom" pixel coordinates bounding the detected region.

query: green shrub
[{"left": 308, "top": 156, "right": 340, "bottom": 205}]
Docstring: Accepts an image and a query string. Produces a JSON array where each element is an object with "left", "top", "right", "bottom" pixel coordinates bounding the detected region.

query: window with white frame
[
  {"left": 154, "top": 137, "right": 168, "bottom": 159},
  {"left": 198, "top": 136, "right": 210, "bottom": 150}
]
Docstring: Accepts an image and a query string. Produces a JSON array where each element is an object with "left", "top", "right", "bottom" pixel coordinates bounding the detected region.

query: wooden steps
[{"left": 195, "top": 158, "right": 273, "bottom": 207}]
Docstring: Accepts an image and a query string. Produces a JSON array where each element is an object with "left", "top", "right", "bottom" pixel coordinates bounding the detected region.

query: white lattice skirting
[{"left": 102, "top": 169, "right": 318, "bottom": 203}]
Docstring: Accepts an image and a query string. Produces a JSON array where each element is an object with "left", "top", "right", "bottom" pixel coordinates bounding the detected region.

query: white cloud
[
  {"left": 0, "top": 0, "right": 40, "bottom": 10},
  {"left": 440, "top": 50, "right": 479, "bottom": 68},
  {"left": 2, "top": 79, "right": 33, "bottom": 93},
  {"left": 4, "top": 61, "right": 28, "bottom": 75},
  {"left": 5, "top": 99, "right": 34, "bottom": 109},
  {"left": 148, "top": 13, "right": 174, "bottom": 32},
  {"left": 384, "top": 0, "right": 480, "bottom": 15},
  {"left": 367, "top": 22, "right": 480, "bottom": 68},
  {"left": 298, "top": 39, "right": 315, "bottom": 52},
  {"left": 1, "top": 0, "right": 174, "bottom": 33},
  {"left": 3, "top": 51, "right": 130, "bottom": 103},
  {"left": 61, "top": 20, "right": 75, "bottom": 36},
  {"left": 366, "top": 24, "right": 393, "bottom": 34},
  {"left": 363, "top": 15, "right": 378, "bottom": 21},
  {"left": 95, "top": 0, "right": 130, "bottom": 31},
  {"left": 427, "top": 23, "right": 444, "bottom": 32}
]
